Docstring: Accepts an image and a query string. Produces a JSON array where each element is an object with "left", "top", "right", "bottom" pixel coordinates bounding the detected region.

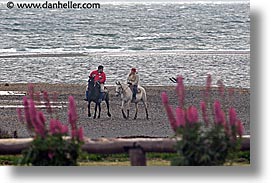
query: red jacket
[{"left": 90, "top": 70, "right": 106, "bottom": 83}]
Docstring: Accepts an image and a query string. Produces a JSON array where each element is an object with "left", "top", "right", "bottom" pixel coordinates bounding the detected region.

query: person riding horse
[
  {"left": 85, "top": 65, "right": 106, "bottom": 102},
  {"left": 127, "top": 68, "right": 139, "bottom": 101}
]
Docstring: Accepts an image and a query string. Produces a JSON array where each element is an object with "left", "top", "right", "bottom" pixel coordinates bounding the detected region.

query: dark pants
[{"left": 133, "top": 85, "right": 137, "bottom": 99}]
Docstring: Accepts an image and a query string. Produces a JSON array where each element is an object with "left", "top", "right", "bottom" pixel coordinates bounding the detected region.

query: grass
[
  {"left": 0, "top": 151, "right": 250, "bottom": 166},
  {"left": 79, "top": 159, "right": 170, "bottom": 166}
]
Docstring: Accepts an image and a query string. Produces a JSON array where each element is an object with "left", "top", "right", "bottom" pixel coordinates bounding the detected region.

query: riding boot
[
  {"left": 84, "top": 91, "right": 88, "bottom": 101},
  {"left": 132, "top": 85, "right": 137, "bottom": 101},
  {"left": 98, "top": 92, "right": 104, "bottom": 103},
  {"left": 132, "top": 93, "right": 136, "bottom": 101}
]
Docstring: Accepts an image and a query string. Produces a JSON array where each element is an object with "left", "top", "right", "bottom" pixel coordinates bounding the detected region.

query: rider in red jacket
[
  {"left": 85, "top": 65, "right": 106, "bottom": 102},
  {"left": 90, "top": 68, "right": 106, "bottom": 84}
]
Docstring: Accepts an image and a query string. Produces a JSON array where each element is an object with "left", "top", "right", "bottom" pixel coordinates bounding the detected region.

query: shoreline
[
  {"left": 0, "top": 49, "right": 250, "bottom": 59},
  {"left": 0, "top": 83, "right": 251, "bottom": 90}
]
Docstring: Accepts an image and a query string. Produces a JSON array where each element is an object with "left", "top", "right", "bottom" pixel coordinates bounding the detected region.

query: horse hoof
[
  {"left": 93, "top": 116, "right": 96, "bottom": 119},
  {"left": 133, "top": 117, "right": 137, "bottom": 120},
  {"left": 97, "top": 116, "right": 100, "bottom": 119},
  {"left": 88, "top": 114, "right": 91, "bottom": 117},
  {"left": 107, "top": 113, "right": 111, "bottom": 117}
]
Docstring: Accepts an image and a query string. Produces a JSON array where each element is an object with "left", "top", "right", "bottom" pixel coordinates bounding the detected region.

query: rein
[{"left": 117, "top": 83, "right": 130, "bottom": 95}]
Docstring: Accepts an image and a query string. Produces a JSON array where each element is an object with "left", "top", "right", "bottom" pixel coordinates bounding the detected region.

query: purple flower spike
[
  {"left": 68, "top": 96, "right": 78, "bottom": 130},
  {"left": 176, "top": 75, "right": 185, "bottom": 108},
  {"left": 176, "top": 107, "right": 185, "bottom": 127},
  {"left": 187, "top": 106, "right": 199, "bottom": 124},
  {"left": 229, "top": 107, "right": 237, "bottom": 127}
]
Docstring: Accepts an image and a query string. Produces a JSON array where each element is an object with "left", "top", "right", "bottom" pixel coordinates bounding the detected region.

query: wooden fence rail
[{"left": 0, "top": 136, "right": 250, "bottom": 166}]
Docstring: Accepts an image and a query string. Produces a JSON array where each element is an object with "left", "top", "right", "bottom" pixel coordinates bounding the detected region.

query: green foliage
[
  {"left": 0, "top": 155, "right": 22, "bottom": 165},
  {"left": 17, "top": 86, "right": 84, "bottom": 166},
  {"left": 19, "top": 135, "right": 83, "bottom": 166},
  {"left": 162, "top": 75, "right": 245, "bottom": 166},
  {"left": 171, "top": 123, "right": 241, "bottom": 166},
  {"left": 79, "top": 153, "right": 129, "bottom": 162}
]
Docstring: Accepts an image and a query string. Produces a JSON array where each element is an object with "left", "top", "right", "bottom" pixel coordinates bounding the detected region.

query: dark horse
[{"left": 87, "top": 77, "right": 111, "bottom": 119}]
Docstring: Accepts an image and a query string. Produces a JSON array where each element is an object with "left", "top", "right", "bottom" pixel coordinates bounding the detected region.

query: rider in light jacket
[{"left": 127, "top": 68, "right": 139, "bottom": 101}]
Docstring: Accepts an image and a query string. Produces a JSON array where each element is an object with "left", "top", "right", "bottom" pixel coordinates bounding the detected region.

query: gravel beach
[{"left": 0, "top": 83, "right": 250, "bottom": 139}]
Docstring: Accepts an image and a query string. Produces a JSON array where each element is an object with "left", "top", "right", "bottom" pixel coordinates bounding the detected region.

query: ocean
[{"left": 0, "top": 1, "right": 250, "bottom": 87}]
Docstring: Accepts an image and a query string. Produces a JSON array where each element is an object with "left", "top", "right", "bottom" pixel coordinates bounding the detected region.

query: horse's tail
[{"left": 140, "top": 87, "right": 148, "bottom": 108}]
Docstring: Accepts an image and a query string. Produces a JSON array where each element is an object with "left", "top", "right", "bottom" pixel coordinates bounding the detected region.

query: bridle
[{"left": 115, "top": 81, "right": 127, "bottom": 96}]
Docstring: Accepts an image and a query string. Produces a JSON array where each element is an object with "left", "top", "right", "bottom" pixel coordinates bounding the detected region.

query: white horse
[{"left": 115, "top": 81, "right": 149, "bottom": 120}]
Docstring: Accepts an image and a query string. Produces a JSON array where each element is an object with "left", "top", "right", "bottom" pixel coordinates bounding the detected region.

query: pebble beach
[{"left": 0, "top": 83, "right": 250, "bottom": 139}]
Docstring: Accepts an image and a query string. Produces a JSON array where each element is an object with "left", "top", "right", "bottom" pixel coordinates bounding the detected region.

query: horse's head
[
  {"left": 88, "top": 77, "right": 100, "bottom": 92},
  {"left": 115, "top": 81, "right": 122, "bottom": 97},
  {"left": 88, "top": 76, "right": 94, "bottom": 86}
]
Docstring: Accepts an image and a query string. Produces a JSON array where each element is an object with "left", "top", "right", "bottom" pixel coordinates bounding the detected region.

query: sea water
[{"left": 0, "top": 1, "right": 250, "bottom": 87}]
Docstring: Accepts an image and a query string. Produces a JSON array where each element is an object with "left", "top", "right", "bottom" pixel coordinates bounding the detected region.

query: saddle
[{"left": 129, "top": 85, "right": 141, "bottom": 93}]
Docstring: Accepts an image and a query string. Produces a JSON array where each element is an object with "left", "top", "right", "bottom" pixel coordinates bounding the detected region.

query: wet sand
[{"left": 0, "top": 83, "right": 250, "bottom": 139}]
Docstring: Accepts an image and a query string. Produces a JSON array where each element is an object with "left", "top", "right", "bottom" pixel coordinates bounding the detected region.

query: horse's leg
[
  {"left": 97, "top": 103, "right": 101, "bottom": 118},
  {"left": 93, "top": 103, "right": 97, "bottom": 119},
  {"left": 145, "top": 106, "right": 149, "bottom": 120},
  {"left": 142, "top": 95, "right": 149, "bottom": 120},
  {"left": 88, "top": 101, "right": 91, "bottom": 117},
  {"left": 126, "top": 101, "right": 130, "bottom": 119},
  {"left": 121, "top": 100, "right": 127, "bottom": 119},
  {"left": 105, "top": 98, "right": 111, "bottom": 117},
  {"left": 134, "top": 103, "right": 138, "bottom": 120}
]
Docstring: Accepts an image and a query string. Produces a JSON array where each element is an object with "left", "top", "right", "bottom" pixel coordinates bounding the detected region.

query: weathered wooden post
[{"left": 127, "top": 142, "right": 146, "bottom": 166}]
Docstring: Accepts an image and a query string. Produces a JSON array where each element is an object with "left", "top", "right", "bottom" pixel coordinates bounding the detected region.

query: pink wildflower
[
  {"left": 43, "top": 91, "right": 53, "bottom": 114},
  {"left": 224, "top": 120, "right": 231, "bottom": 136},
  {"left": 77, "top": 127, "right": 84, "bottom": 142},
  {"left": 29, "top": 99, "right": 37, "bottom": 126},
  {"left": 28, "top": 83, "right": 34, "bottom": 100},
  {"left": 176, "top": 75, "right": 184, "bottom": 108},
  {"left": 50, "top": 119, "right": 58, "bottom": 134},
  {"left": 205, "top": 74, "right": 212, "bottom": 99},
  {"left": 68, "top": 96, "right": 78, "bottom": 130},
  {"left": 48, "top": 152, "right": 54, "bottom": 159},
  {"left": 61, "top": 125, "right": 69, "bottom": 134},
  {"left": 161, "top": 92, "right": 177, "bottom": 131},
  {"left": 50, "top": 119, "right": 68, "bottom": 135},
  {"left": 37, "top": 111, "right": 46, "bottom": 126},
  {"left": 200, "top": 101, "right": 209, "bottom": 126},
  {"left": 176, "top": 107, "right": 185, "bottom": 127},
  {"left": 220, "top": 110, "right": 227, "bottom": 127},
  {"left": 229, "top": 107, "right": 237, "bottom": 126},
  {"left": 237, "top": 120, "right": 244, "bottom": 137},
  {"left": 71, "top": 129, "right": 78, "bottom": 140},
  {"left": 23, "top": 96, "right": 31, "bottom": 125},
  {"left": 186, "top": 106, "right": 199, "bottom": 123},
  {"left": 25, "top": 99, "right": 46, "bottom": 137},
  {"left": 213, "top": 100, "right": 223, "bottom": 125},
  {"left": 161, "top": 92, "right": 169, "bottom": 104}
]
